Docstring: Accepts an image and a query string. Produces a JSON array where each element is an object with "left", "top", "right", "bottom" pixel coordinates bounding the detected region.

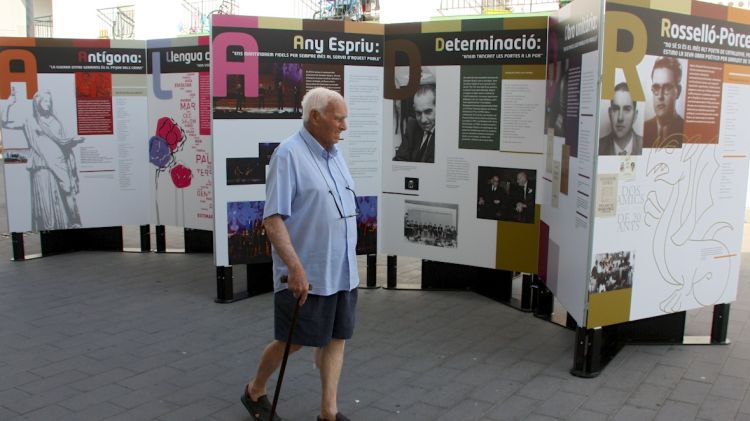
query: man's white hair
[{"left": 302, "top": 87, "right": 344, "bottom": 122}]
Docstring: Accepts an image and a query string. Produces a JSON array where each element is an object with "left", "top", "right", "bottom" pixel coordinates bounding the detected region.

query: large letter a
[
  {"left": 212, "top": 32, "right": 259, "bottom": 98},
  {"left": 0, "top": 49, "right": 38, "bottom": 99}
]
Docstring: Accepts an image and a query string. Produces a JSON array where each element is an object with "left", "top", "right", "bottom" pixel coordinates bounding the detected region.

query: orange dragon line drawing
[{"left": 644, "top": 141, "right": 733, "bottom": 313}]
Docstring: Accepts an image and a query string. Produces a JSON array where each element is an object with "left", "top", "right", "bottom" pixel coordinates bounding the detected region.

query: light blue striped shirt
[{"left": 263, "top": 127, "right": 359, "bottom": 296}]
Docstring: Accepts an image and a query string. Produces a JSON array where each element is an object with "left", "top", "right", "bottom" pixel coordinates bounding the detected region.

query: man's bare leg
[
  {"left": 314, "top": 347, "right": 323, "bottom": 369},
  {"left": 248, "top": 340, "right": 302, "bottom": 400},
  {"left": 318, "top": 339, "right": 346, "bottom": 420}
]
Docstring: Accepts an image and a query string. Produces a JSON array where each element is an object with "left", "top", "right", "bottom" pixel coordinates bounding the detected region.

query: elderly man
[
  {"left": 599, "top": 82, "right": 642, "bottom": 156},
  {"left": 478, "top": 175, "right": 506, "bottom": 219},
  {"left": 509, "top": 171, "right": 534, "bottom": 223},
  {"left": 241, "top": 87, "right": 358, "bottom": 421},
  {"left": 394, "top": 83, "right": 436, "bottom": 163},
  {"left": 643, "top": 57, "right": 684, "bottom": 148}
]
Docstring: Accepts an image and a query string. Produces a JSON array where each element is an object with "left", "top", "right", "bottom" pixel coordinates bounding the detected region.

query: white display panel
[
  {"left": 0, "top": 40, "right": 151, "bottom": 232},
  {"left": 210, "top": 16, "right": 383, "bottom": 267},
  {"left": 585, "top": 0, "right": 750, "bottom": 327},
  {"left": 146, "top": 38, "right": 213, "bottom": 230},
  {"left": 540, "top": 0, "right": 603, "bottom": 325},
  {"left": 380, "top": 18, "right": 549, "bottom": 273}
]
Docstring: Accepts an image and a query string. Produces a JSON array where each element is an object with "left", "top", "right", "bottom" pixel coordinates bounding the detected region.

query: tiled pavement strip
[
  {"left": 0, "top": 221, "right": 750, "bottom": 420},
  {"left": 1, "top": 236, "right": 749, "bottom": 421}
]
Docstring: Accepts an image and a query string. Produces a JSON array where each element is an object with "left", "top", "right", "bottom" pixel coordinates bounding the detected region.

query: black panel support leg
[
  {"left": 184, "top": 228, "right": 213, "bottom": 253},
  {"left": 215, "top": 266, "right": 234, "bottom": 303},
  {"left": 155, "top": 225, "right": 166, "bottom": 253},
  {"left": 571, "top": 327, "right": 603, "bottom": 378},
  {"left": 387, "top": 255, "right": 397, "bottom": 289},
  {"left": 11, "top": 232, "right": 25, "bottom": 261},
  {"left": 533, "top": 279, "right": 554, "bottom": 319},
  {"left": 711, "top": 303, "right": 730, "bottom": 345},
  {"left": 520, "top": 274, "right": 533, "bottom": 311},
  {"left": 365, "top": 254, "right": 378, "bottom": 289},
  {"left": 140, "top": 225, "right": 150, "bottom": 252}
]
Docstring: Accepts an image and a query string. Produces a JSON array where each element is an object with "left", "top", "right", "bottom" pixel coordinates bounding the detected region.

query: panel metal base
[
  {"left": 571, "top": 305, "right": 730, "bottom": 377},
  {"left": 140, "top": 224, "right": 150, "bottom": 252},
  {"left": 384, "top": 255, "right": 398, "bottom": 289},
  {"left": 11, "top": 232, "right": 27, "bottom": 261},
  {"left": 420, "top": 260, "right": 538, "bottom": 313},
  {"left": 184, "top": 228, "right": 213, "bottom": 253},
  {"left": 360, "top": 254, "right": 380, "bottom": 289},
  {"left": 531, "top": 276, "right": 553, "bottom": 318},
  {"left": 40, "top": 227, "right": 123, "bottom": 257},
  {"left": 155, "top": 225, "right": 167, "bottom": 253},
  {"left": 215, "top": 262, "right": 274, "bottom": 303},
  {"left": 571, "top": 326, "right": 605, "bottom": 378}
]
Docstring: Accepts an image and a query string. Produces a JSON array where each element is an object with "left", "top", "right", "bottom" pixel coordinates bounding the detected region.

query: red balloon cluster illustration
[
  {"left": 149, "top": 117, "right": 192, "bottom": 188},
  {"left": 170, "top": 163, "right": 192, "bottom": 188}
]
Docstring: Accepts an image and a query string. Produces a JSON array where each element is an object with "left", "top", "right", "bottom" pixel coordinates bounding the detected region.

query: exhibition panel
[
  {"left": 587, "top": 0, "right": 750, "bottom": 327},
  {"left": 540, "top": 0, "right": 602, "bottom": 327},
  {"left": 540, "top": 0, "right": 750, "bottom": 332},
  {"left": 380, "top": 16, "right": 548, "bottom": 273},
  {"left": 146, "top": 36, "right": 213, "bottom": 231},
  {"left": 0, "top": 38, "right": 151, "bottom": 232},
  {"left": 209, "top": 15, "right": 383, "bottom": 269}
]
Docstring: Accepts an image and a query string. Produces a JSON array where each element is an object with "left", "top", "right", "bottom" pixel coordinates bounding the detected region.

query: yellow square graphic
[
  {"left": 650, "top": 0, "right": 691, "bottom": 14},
  {"left": 587, "top": 288, "right": 632, "bottom": 328},
  {"left": 422, "top": 20, "right": 461, "bottom": 34},
  {"left": 258, "top": 17, "right": 303, "bottom": 30},
  {"left": 344, "top": 21, "right": 384, "bottom": 35},
  {"left": 496, "top": 205, "right": 540, "bottom": 273},
  {"left": 503, "top": 16, "right": 548, "bottom": 30},
  {"left": 606, "top": 0, "right": 650, "bottom": 8}
]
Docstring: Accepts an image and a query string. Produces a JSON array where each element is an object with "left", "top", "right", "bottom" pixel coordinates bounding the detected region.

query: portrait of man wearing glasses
[
  {"left": 241, "top": 87, "right": 359, "bottom": 421},
  {"left": 643, "top": 56, "right": 685, "bottom": 148}
]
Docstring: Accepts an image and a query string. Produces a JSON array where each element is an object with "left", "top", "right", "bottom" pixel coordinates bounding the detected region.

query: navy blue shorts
[{"left": 274, "top": 288, "right": 358, "bottom": 347}]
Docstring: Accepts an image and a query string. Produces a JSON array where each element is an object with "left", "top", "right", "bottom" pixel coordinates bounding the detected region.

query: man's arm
[
  {"left": 263, "top": 214, "right": 309, "bottom": 305},
  {"left": 394, "top": 118, "right": 419, "bottom": 161},
  {"left": 394, "top": 133, "right": 412, "bottom": 161}
]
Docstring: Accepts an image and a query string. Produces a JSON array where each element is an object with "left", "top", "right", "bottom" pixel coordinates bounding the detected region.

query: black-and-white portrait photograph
[
  {"left": 589, "top": 251, "right": 635, "bottom": 293},
  {"left": 404, "top": 177, "right": 419, "bottom": 191},
  {"left": 403, "top": 200, "right": 457, "bottom": 248},
  {"left": 599, "top": 81, "right": 644, "bottom": 156},
  {"left": 638, "top": 56, "right": 687, "bottom": 149},
  {"left": 477, "top": 166, "right": 536, "bottom": 223},
  {"left": 393, "top": 66, "right": 436, "bottom": 163}
]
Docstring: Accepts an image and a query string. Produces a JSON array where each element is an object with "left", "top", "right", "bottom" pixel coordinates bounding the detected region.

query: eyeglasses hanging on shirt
[
  {"left": 329, "top": 186, "right": 361, "bottom": 219},
  {"left": 304, "top": 138, "right": 361, "bottom": 219}
]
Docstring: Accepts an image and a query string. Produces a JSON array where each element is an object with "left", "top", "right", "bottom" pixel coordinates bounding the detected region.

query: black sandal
[
  {"left": 317, "top": 413, "right": 350, "bottom": 421},
  {"left": 241, "top": 386, "right": 282, "bottom": 421}
]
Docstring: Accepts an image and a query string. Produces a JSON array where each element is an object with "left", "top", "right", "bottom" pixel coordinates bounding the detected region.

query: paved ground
[{"left": 0, "top": 233, "right": 749, "bottom": 421}]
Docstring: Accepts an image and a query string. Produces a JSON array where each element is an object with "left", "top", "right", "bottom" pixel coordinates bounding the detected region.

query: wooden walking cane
[{"left": 269, "top": 276, "right": 307, "bottom": 420}]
